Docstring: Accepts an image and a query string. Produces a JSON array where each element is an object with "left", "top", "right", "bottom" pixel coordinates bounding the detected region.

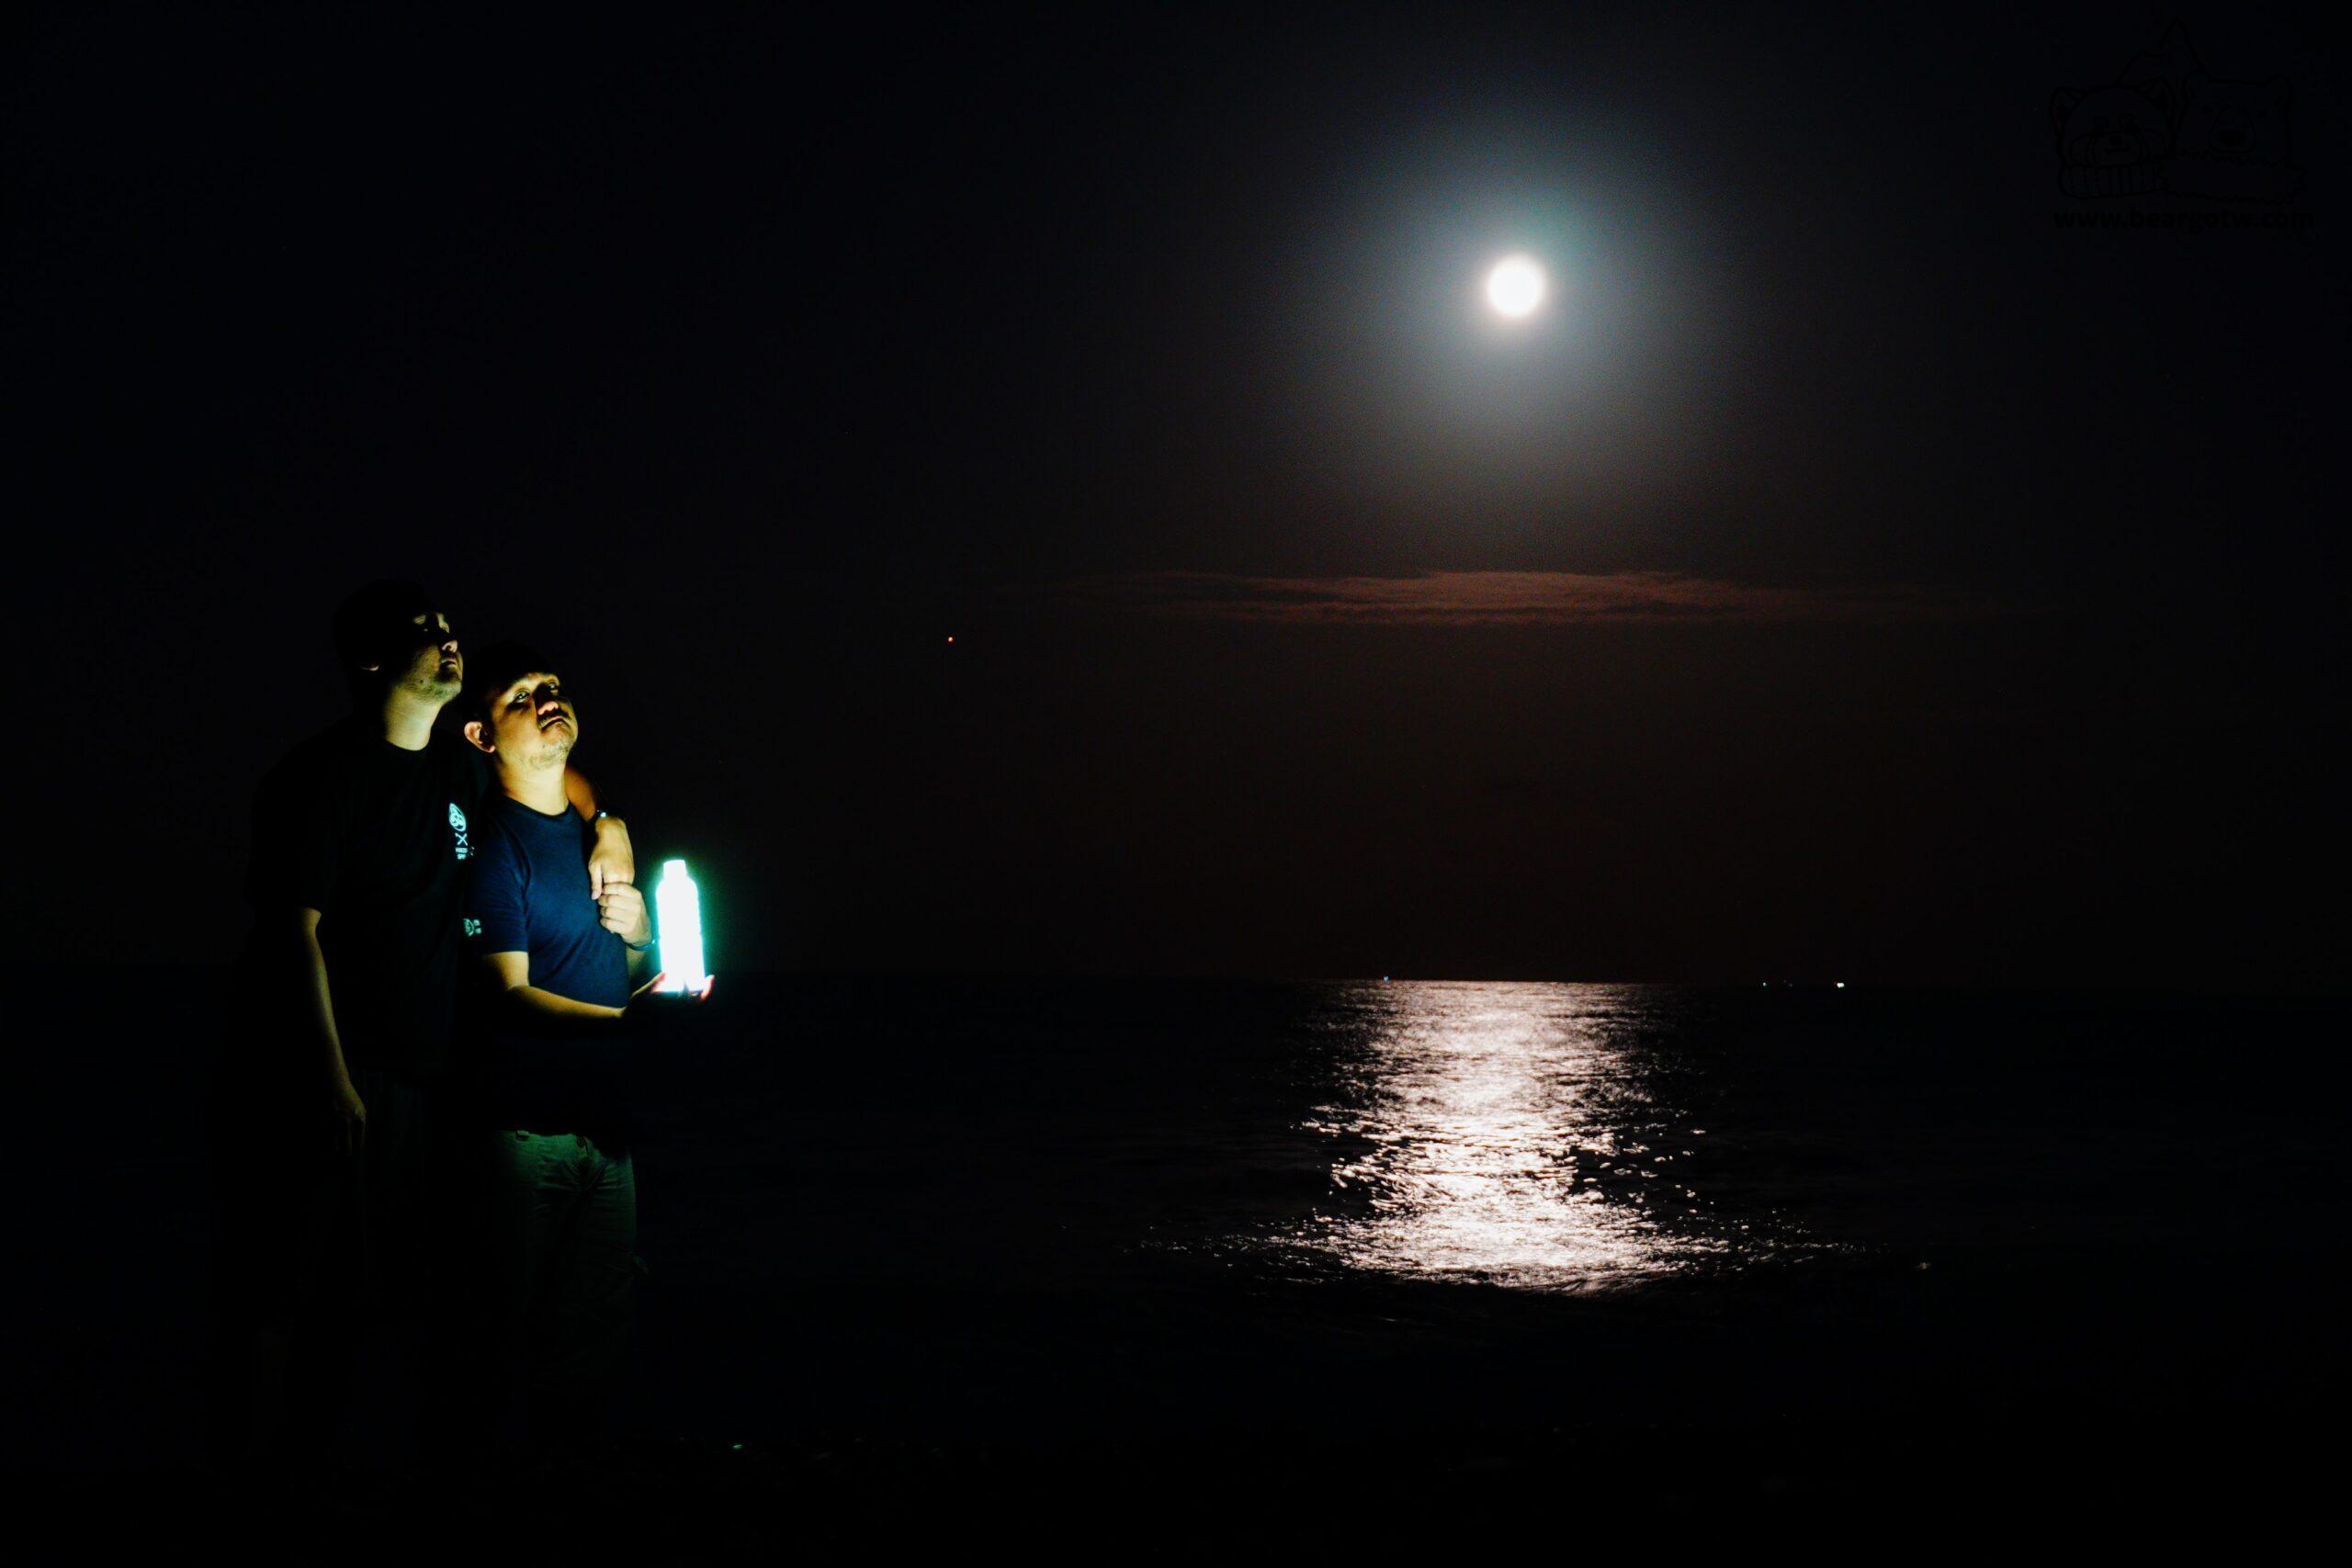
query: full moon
[{"left": 1485, "top": 254, "right": 1546, "bottom": 318}]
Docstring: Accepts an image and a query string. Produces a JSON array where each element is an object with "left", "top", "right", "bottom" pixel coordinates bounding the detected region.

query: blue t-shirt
[{"left": 464, "top": 795, "right": 634, "bottom": 1146}]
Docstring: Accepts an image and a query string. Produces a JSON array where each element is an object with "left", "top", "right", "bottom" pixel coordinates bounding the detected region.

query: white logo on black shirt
[{"left": 449, "top": 802, "right": 470, "bottom": 861}]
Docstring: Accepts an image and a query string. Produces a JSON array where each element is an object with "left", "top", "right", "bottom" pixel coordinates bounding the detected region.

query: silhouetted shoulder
[{"left": 254, "top": 714, "right": 372, "bottom": 797}]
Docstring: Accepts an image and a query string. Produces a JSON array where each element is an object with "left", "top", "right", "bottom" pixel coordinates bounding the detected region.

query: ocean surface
[{"left": 15, "top": 974, "right": 2345, "bottom": 1530}]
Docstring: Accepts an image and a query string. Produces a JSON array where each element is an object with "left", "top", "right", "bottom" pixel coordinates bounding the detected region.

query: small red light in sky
[{"left": 947, "top": 635, "right": 955, "bottom": 644}]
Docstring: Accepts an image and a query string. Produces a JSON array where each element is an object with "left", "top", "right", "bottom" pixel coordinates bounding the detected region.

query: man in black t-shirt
[{"left": 207, "top": 581, "right": 634, "bottom": 1476}]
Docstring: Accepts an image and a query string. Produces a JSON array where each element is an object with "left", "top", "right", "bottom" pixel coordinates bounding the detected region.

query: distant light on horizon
[{"left": 1485, "top": 254, "right": 1546, "bottom": 319}]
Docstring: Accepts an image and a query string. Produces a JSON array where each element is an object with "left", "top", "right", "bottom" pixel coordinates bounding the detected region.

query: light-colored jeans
[{"left": 494, "top": 1130, "right": 637, "bottom": 1426}]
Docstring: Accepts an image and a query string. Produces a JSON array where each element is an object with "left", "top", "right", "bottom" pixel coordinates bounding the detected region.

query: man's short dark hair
[
  {"left": 333, "top": 579, "right": 441, "bottom": 687},
  {"left": 466, "top": 640, "right": 559, "bottom": 717}
]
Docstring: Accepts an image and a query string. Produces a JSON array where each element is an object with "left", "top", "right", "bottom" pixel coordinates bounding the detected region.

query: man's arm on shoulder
[{"left": 565, "top": 765, "right": 634, "bottom": 897}]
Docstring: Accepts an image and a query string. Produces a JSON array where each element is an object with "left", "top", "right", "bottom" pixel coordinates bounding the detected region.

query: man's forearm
[
  {"left": 297, "top": 911, "right": 356, "bottom": 1088},
  {"left": 503, "top": 984, "right": 625, "bottom": 1026},
  {"left": 586, "top": 810, "right": 634, "bottom": 894}
]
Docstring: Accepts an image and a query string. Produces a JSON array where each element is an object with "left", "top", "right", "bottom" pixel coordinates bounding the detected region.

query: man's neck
[
  {"left": 498, "top": 763, "right": 571, "bottom": 816},
  {"left": 375, "top": 682, "right": 444, "bottom": 751}
]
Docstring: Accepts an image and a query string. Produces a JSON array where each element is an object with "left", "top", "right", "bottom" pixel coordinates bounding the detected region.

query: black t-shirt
[
  {"left": 236, "top": 715, "right": 490, "bottom": 1077},
  {"left": 462, "top": 795, "right": 635, "bottom": 1148}
]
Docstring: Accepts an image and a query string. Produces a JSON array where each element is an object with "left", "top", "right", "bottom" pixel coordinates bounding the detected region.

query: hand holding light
[{"left": 624, "top": 970, "right": 713, "bottom": 1023}]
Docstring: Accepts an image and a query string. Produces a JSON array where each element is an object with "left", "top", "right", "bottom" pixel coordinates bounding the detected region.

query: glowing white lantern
[{"left": 655, "top": 858, "right": 707, "bottom": 992}]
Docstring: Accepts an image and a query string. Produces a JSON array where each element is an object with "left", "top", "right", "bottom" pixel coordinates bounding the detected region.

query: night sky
[{"left": 13, "top": 4, "right": 2342, "bottom": 989}]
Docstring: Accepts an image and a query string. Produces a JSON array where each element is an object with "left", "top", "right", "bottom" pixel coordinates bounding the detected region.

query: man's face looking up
[
  {"left": 376, "top": 611, "right": 461, "bottom": 700},
  {"left": 469, "top": 671, "right": 576, "bottom": 773}
]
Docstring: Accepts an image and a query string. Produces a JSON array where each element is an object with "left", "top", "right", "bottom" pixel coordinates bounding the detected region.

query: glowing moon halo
[{"left": 1485, "top": 254, "right": 1546, "bottom": 318}]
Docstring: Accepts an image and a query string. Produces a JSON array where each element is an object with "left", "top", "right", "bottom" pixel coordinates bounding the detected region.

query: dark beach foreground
[{"left": 15, "top": 973, "right": 2343, "bottom": 1551}]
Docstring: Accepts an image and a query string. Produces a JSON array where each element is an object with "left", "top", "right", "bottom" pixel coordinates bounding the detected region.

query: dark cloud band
[{"left": 1058, "top": 570, "right": 2002, "bottom": 626}]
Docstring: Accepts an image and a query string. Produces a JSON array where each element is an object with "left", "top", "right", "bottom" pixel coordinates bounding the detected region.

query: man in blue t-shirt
[{"left": 458, "top": 640, "right": 702, "bottom": 1461}]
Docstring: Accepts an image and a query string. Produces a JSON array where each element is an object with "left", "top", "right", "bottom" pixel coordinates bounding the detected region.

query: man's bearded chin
[{"left": 397, "top": 647, "right": 461, "bottom": 698}]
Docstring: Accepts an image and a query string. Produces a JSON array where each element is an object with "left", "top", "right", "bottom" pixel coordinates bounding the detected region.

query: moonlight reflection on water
[{"left": 1296, "top": 982, "right": 1737, "bottom": 1291}]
